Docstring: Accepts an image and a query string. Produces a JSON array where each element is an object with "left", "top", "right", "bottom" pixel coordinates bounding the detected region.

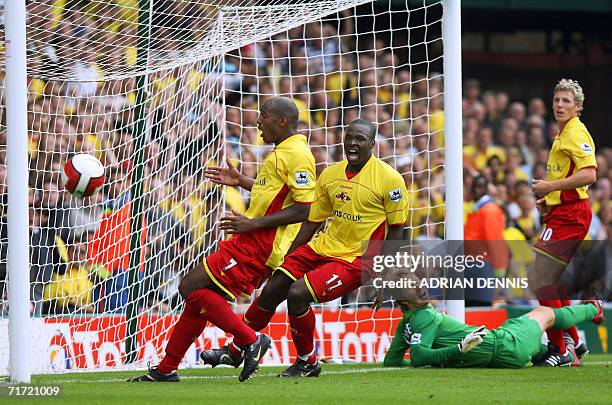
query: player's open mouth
[{"left": 346, "top": 148, "right": 359, "bottom": 159}]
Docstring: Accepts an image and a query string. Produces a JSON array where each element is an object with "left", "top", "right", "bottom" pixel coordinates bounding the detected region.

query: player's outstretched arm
[
  {"left": 252, "top": 203, "right": 310, "bottom": 229},
  {"left": 205, "top": 157, "right": 255, "bottom": 191},
  {"left": 458, "top": 326, "right": 486, "bottom": 353},
  {"left": 409, "top": 332, "right": 462, "bottom": 368},
  {"left": 220, "top": 204, "right": 310, "bottom": 234},
  {"left": 409, "top": 326, "right": 485, "bottom": 367},
  {"left": 383, "top": 317, "right": 411, "bottom": 367}
]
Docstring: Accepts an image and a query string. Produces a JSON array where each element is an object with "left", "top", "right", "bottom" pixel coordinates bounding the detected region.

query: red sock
[
  {"left": 244, "top": 298, "right": 275, "bottom": 331},
  {"left": 561, "top": 299, "right": 580, "bottom": 344},
  {"left": 157, "top": 299, "right": 208, "bottom": 374},
  {"left": 228, "top": 342, "right": 242, "bottom": 358},
  {"left": 303, "top": 351, "right": 317, "bottom": 365},
  {"left": 189, "top": 289, "right": 256, "bottom": 347},
  {"left": 540, "top": 299, "right": 566, "bottom": 353},
  {"left": 289, "top": 307, "right": 316, "bottom": 358}
]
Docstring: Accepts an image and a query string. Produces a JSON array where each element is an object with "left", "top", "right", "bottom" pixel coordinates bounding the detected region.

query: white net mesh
[
  {"left": 0, "top": 0, "right": 445, "bottom": 373},
  {"left": 230, "top": 0, "right": 446, "bottom": 365}
]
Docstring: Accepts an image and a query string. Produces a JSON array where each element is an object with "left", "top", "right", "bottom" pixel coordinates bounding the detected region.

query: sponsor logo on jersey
[
  {"left": 295, "top": 171, "right": 309, "bottom": 185},
  {"left": 255, "top": 177, "right": 267, "bottom": 186},
  {"left": 546, "top": 163, "right": 561, "bottom": 173},
  {"left": 388, "top": 188, "right": 403, "bottom": 202},
  {"left": 335, "top": 191, "right": 351, "bottom": 203},
  {"left": 332, "top": 209, "right": 363, "bottom": 222},
  {"left": 582, "top": 143, "right": 593, "bottom": 153}
]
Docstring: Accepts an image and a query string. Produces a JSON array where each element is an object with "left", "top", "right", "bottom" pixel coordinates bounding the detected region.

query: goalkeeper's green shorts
[{"left": 489, "top": 316, "right": 543, "bottom": 368}]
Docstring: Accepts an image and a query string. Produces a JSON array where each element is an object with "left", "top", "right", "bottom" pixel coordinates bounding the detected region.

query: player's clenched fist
[{"left": 458, "top": 325, "right": 486, "bottom": 353}]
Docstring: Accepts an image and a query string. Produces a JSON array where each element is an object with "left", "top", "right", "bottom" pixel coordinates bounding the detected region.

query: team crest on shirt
[
  {"left": 295, "top": 171, "right": 310, "bottom": 185},
  {"left": 335, "top": 191, "right": 351, "bottom": 203},
  {"left": 582, "top": 143, "right": 593, "bottom": 153},
  {"left": 388, "top": 188, "right": 403, "bottom": 202}
]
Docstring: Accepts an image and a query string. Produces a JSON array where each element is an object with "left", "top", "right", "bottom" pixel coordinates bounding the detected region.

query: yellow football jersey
[
  {"left": 544, "top": 117, "right": 597, "bottom": 206},
  {"left": 307, "top": 157, "right": 409, "bottom": 262},
  {"left": 247, "top": 134, "right": 316, "bottom": 269}
]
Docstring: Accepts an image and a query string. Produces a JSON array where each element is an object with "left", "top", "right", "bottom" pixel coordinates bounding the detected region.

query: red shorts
[
  {"left": 533, "top": 199, "right": 591, "bottom": 264},
  {"left": 277, "top": 244, "right": 366, "bottom": 303},
  {"left": 204, "top": 236, "right": 273, "bottom": 299}
]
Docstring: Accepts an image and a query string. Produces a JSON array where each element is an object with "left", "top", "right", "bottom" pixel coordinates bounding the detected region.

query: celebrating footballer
[{"left": 129, "top": 97, "right": 316, "bottom": 382}]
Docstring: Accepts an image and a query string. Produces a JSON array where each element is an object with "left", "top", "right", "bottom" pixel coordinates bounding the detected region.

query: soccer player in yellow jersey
[
  {"left": 203, "top": 119, "right": 408, "bottom": 376},
  {"left": 530, "top": 79, "right": 597, "bottom": 367},
  {"left": 129, "top": 97, "right": 316, "bottom": 382},
  {"left": 278, "top": 119, "right": 408, "bottom": 376}
]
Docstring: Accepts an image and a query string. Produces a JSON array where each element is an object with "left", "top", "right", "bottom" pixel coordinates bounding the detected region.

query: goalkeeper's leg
[
  {"left": 525, "top": 303, "right": 599, "bottom": 333},
  {"left": 552, "top": 302, "right": 601, "bottom": 329},
  {"left": 526, "top": 303, "right": 599, "bottom": 367}
]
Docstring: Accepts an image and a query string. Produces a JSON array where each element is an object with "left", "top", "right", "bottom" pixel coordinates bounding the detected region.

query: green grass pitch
[{"left": 10, "top": 355, "right": 612, "bottom": 404}]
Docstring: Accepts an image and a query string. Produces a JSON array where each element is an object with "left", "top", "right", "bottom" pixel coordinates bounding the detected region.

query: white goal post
[{"left": 2, "top": 0, "right": 462, "bottom": 382}]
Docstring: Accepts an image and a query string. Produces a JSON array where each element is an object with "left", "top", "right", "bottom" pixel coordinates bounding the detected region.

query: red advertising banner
[{"left": 1, "top": 308, "right": 508, "bottom": 373}]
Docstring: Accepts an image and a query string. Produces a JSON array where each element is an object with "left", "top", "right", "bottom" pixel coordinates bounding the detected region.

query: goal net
[{"left": 0, "top": 0, "right": 445, "bottom": 374}]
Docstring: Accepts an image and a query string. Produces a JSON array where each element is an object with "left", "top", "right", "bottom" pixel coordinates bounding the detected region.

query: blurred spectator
[
  {"left": 463, "top": 78, "right": 481, "bottom": 110},
  {"left": 29, "top": 189, "right": 63, "bottom": 315},
  {"left": 464, "top": 176, "right": 508, "bottom": 306},
  {"left": 463, "top": 126, "right": 506, "bottom": 170},
  {"left": 0, "top": 2, "right": 608, "bottom": 315},
  {"left": 44, "top": 231, "right": 95, "bottom": 314},
  {"left": 88, "top": 167, "right": 146, "bottom": 313},
  {"left": 464, "top": 175, "right": 509, "bottom": 306}
]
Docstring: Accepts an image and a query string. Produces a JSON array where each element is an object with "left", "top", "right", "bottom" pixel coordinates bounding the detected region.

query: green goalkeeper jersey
[{"left": 383, "top": 305, "right": 497, "bottom": 368}]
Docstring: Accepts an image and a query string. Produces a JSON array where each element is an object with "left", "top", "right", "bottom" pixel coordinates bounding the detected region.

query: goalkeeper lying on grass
[{"left": 383, "top": 292, "right": 603, "bottom": 368}]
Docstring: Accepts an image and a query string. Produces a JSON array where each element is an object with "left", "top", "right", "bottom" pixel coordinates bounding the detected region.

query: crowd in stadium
[{"left": 0, "top": 4, "right": 610, "bottom": 316}]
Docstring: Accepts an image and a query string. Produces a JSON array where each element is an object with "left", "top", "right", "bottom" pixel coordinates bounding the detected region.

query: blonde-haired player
[{"left": 530, "top": 79, "right": 598, "bottom": 367}]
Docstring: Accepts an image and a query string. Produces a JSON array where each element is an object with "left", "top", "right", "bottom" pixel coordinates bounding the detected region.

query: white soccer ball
[{"left": 60, "top": 154, "right": 105, "bottom": 198}]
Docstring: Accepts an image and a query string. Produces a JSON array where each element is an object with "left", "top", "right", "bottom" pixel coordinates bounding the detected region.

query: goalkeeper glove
[{"left": 458, "top": 325, "right": 486, "bottom": 353}]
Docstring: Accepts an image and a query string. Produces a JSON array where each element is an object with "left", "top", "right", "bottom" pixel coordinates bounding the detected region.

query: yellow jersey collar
[
  {"left": 343, "top": 154, "right": 376, "bottom": 177},
  {"left": 275, "top": 133, "right": 307, "bottom": 149},
  {"left": 558, "top": 116, "right": 581, "bottom": 138}
]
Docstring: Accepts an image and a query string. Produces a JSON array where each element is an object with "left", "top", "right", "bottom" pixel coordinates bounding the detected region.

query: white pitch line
[
  {"left": 44, "top": 367, "right": 404, "bottom": 384},
  {"left": 21, "top": 362, "right": 612, "bottom": 385}
]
